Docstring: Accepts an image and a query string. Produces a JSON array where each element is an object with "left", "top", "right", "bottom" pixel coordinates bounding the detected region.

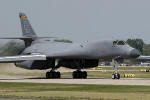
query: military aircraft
[{"left": 0, "top": 13, "right": 141, "bottom": 79}]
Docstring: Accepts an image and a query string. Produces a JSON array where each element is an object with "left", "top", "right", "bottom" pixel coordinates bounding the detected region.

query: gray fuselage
[{"left": 15, "top": 39, "right": 140, "bottom": 70}]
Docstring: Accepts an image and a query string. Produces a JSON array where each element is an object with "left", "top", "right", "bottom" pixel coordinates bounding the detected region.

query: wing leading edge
[
  {"left": 0, "top": 54, "right": 46, "bottom": 63},
  {"left": 136, "top": 56, "right": 150, "bottom": 61}
]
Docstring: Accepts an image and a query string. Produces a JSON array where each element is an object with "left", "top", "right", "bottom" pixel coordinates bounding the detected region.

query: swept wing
[
  {"left": 0, "top": 54, "right": 46, "bottom": 63},
  {"left": 136, "top": 56, "right": 150, "bottom": 61}
]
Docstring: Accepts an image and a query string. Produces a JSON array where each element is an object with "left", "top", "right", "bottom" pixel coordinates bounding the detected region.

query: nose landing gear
[
  {"left": 112, "top": 59, "right": 120, "bottom": 79},
  {"left": 112, "top": 73, "right": 120, "bottom": 79}
]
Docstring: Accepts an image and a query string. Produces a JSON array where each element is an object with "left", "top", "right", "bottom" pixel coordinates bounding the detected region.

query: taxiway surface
[{"left": 0, "top": 76, "right": 150, "bottom": 86}]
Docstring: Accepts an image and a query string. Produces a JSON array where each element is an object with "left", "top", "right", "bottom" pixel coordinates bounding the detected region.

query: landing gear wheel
[
  {"left": 115, "top": 73, "right": 120, "bottom": 79},
  {"left": 56, "top": 72, "right": 61, "bottom": 78},
  {"left": 82, "top": 71, "right": 87, "bottom": 79},
  {"left": 72, "top": 71, "right": 77, "bottom": 79},
  {"left": 72, "top": 71, "right": 87, "bottom": 79},
  {"left": 112, "top": 73, "right": 120, "bottom": 79},
  {"left": 46, "top": 72, "right": 50, "bottom": 79},
  {"left": 46, "top": 71, "right": 61, "bottom": 79},
  {"left": 112, "top": 74, "right": 116, "bottom": 79},
  {"left": 112, "top": 59, "right": 120, "bottom": 79}
]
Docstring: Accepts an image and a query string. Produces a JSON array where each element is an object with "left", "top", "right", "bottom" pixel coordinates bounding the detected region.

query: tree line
[{"left": 126, "top": 39, "right": 150, "bottom": 56}]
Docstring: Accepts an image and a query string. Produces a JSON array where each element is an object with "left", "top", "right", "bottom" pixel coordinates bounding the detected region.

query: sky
[{"left": 0, "top": 0, "right": 150, "bottom": 43}]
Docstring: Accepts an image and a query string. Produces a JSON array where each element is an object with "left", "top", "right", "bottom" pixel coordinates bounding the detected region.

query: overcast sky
[{"left": 0, "top": 0, "right": 150, "bottom": 43}]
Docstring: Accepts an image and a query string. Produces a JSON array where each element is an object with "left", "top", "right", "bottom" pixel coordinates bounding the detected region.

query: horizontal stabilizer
[
  {"left": 0, "top": 54, "right": 46, "bottom": 63},
  {"left": 136, "top": 56, "right": 150, "bottom": 61}
]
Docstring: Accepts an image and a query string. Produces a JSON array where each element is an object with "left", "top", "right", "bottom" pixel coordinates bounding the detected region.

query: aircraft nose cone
[{"left": 130, "top": 49, "right": 141, "bottom": 58}]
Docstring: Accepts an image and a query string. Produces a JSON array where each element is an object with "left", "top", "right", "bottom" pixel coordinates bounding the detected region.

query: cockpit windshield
[{"left": 113, "top": 40, "right": 126, "bottom": 45}]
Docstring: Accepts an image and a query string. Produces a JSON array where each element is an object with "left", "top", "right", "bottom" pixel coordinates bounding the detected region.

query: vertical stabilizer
[{"left": 19, "top": 13, "right": 37, "bottom": 38}]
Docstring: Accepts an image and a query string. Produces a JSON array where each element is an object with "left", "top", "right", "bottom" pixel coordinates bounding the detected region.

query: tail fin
[
  {"left": 19, "top": 13, "right": 37, "bottom": 38},
  {"left": 0, "top": 13, "right": 56, "bottom": 47}
]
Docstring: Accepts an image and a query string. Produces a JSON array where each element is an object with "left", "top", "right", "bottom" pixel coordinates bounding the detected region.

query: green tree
[
  {"left": 0, "top": 41, "right": 25, "bottom": 56},
  {"left": 143, "top": 44, "right": 150, "bottom": 56},
  {"left": 126, "top": 39, "right": 144, "bottom": 54}
]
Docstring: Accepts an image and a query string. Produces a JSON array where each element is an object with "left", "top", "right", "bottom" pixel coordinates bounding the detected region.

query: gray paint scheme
[
  {"left": 23, "top": 40, "right": 134, "bottom": 59},
  {"left": 19, "top": 13, "right": 37, "bottom": 38},
  {"left": 0, "top": 54, "right": 46, "bottom": 63},
  {"left": 0, "top": 13, "right": 141, "bottom": 70}
]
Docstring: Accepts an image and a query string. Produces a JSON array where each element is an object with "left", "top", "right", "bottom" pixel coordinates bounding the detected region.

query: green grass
[
  {"left": 0, "top": 82, "right": 150, "bottom": 100},
  {"left": 97, "top": 66, "right": 150, "bottom": 70},
  {"left": 4, "top": 66, "right": 150, "bottom": 79},
  {"left": 62, "top": 70, "right": 150, "bottom": 78},
  {"left": 6, "top": 70, "right": 150, "bottom": 79}
]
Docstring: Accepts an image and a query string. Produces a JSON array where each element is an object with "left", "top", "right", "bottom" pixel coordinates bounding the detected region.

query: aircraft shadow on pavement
[
  {"left": 21, "top": 77, "right": 150, "bottom": 80},
  {"left": 24, "top": 77, "right": 110, "bottom": 79},
  {"left": 0, "top": 76, "right": 149, "bottom": 80},
  {"left": 0, "top": 77, "right": 110, "bottom": 80}
]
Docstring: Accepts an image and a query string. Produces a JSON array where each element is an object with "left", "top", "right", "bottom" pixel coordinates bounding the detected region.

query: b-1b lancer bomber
[{"left": 0, "top": 13, "right": 141, "bottom": 79}]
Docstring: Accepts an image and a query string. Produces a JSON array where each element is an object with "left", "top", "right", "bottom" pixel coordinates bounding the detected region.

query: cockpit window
[
  {"left": 113, "top": 40, "right": 126, "bottom": 45},
  {"left": 113, "top": 41, "right": 117, "bottom": 45},
  {"left": 117, "top": 41, "right": 125, "bottom": 45}
]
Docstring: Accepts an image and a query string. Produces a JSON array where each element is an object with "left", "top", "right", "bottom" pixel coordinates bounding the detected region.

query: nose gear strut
[{"left": 112, "top": 59, "right": 120, "bottom": 79}]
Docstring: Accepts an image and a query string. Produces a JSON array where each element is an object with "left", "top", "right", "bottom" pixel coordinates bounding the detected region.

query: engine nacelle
[
  {"left": 15, "top": 59, "right": 55, "bottom": 70},
  {"left": 59, "top": 59, "right": 99, "bottom": 69},
  {"left": 15, "top": 59, "right": 99, "bottom": 70}
]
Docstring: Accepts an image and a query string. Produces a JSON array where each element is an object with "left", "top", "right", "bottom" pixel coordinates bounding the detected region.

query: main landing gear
[
  {"left": 112, "top": 59, "right": 120, "bottom": 79},
  {"left": 46, "top": 63, "right": 61, "bottom": 79},
  {"left": 46, "top": 70, "right": 87, "bottom": 79},
  {"left": 46, "top": 71, "right": 61, "bottom": 79},
  {"left": 72, "top": 70, "right": 87, "bottom": 79}
]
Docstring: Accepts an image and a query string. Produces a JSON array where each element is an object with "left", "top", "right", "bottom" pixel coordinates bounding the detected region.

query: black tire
[
  {"left": 52, "top": 72, "right": 60, "bottom": 79},
  {"left": 46, "top": 72, "right": 53, "bottom": 79},
  {"left": 73, "top": 71, "right": 77, "bottom": 79},
  {"left": 56, "top": 72, "right": 61, "bottom": 78},
  {"left": 50, "top": 72, "right": 54, "bottom": 79},
  {"left": 46, "top": 72, "right": 49, "bottom": 79},
  {"left": 73, "top": 71, "right": 87, "bottom": 79},
  {"left": 112, "top": 74, "right": 116, "bottom": 79},
  {"left": 53, "top": 72, "right": 57, "bottom": 79},
  {"left": 78, "top": 71, "right": 82, "bottom": 79},
  {"left": 82, "top": 71, "right": 87, "bottom": 79},
  {"left": 117, "top": 73, "right": 120, "bottom": 79},
  {"left": 115, "top": 73, "right": 120, "bottom": 79},
  {"left": 55, "top": 72, "right": 58, "bottom": 78},
  {"left": 73, "top": 71, "right": 80, "bottom": 79},
  {"left": 46, "top": 71, "right": 61, "bottom": 79}
]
